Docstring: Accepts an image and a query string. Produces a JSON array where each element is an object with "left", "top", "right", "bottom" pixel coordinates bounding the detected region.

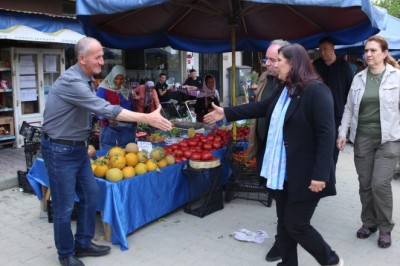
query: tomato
[
  {"left": 164, "top": 147, "right": 173, "bottom": 154},
  {"left": 203, "top": 143, "right": 212, "bottom": 151},
  {"left": 183, "top": 150, "right": 192, "bottom": 158},
  {"left": 195, "top": 133, "right": 203, "bottom": 138},
  {"left": 201, "top": 151, "right": 213, "bottom": 161},
  {"left": 190, "top": 153, "right": 201, "bottom": 161},
  {"left": 179, "top": 141, "right": 188, "bottom": 148},
  {"left": 207, "top": 135, "right": 214, "bottom": 141},
  {"left": 201, "top": 138, "right": 208, "bottom": 144},
  {"left": 175, "top": 157, "right": 183, "bottom": 163},
  {"left": 187, "top": 139, "right": 198, "bottom": 147},
  {"left": 182, "top": 157, "right": 188, "bottom": 161},
  {"left": 171, "top": 144, "right": 179, "bottom": 150},
  {"left": 212, "top": 141, "right": 221, "bottom": 150},
  {"left": 214, "top": 136, "right": 222, "bottom": 142},
  {"left": 174, "top": 149, "right": 183, "bottom": 157}
]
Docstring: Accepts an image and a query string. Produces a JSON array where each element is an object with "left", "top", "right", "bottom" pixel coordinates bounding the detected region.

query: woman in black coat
[{"left": 205, "top": 44, "right": 342, "bottom": 266}]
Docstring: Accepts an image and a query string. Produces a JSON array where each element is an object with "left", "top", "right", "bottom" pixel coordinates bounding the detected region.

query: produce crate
[
  {"left": 182, "top": 164, "right": 223, "bottom": 218},
  {"left": 17, "top": 170, "right": 34, "bottom": 194},
  {"left": 24, "top": 139, "right": 42, "bottom": 169},
  {"left": 225, "top": 139, "right": 273, "bottom": 207},
  {"left": 46, "top": 200, "right": 78, "bottom": 223}
]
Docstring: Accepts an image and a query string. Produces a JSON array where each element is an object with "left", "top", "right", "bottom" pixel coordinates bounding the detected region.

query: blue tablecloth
[{"left": 27, "top": 147, "right": 231, "bottom": 251}]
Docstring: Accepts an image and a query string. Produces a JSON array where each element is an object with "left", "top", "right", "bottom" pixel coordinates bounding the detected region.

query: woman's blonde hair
[{"left": 366, "top": 35, "right": 399, "bottom": 69}]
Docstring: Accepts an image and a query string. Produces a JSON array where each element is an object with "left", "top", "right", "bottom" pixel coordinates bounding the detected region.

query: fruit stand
[{"left": 26, "top": 147, "right": 231, "bottom": 250}]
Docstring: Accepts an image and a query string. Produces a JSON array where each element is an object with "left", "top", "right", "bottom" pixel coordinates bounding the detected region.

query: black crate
[
  {"left": 19, "top": 121, "right": 42, "bottom": 142},
  {"left": 225, "top": 139, "right": 273, "bottom": 207},
  {"left": 182, "top": 164, "right": 223, "bottom": 218},
  {"left": 46, "top": 200, "right": 78, "bottom": 223},
  {"left": 23, "top": 139, "right": 42, "bottom": 169},
  {"left": 17, "top": 170, "right": 35, "bottom": 194}
]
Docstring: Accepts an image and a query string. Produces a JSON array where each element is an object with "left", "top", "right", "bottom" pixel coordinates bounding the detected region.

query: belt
[{"left": 44, "top": 133, "right": 87, "bottom": 147}]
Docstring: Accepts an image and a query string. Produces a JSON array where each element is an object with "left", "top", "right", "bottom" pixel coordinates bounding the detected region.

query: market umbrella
[{"left": 76, "top": 0, "right": 387, "bottom": 136}]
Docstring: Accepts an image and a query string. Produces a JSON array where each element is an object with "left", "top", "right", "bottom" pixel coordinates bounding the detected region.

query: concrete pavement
[{"left": 0, "top": 144, "right": 400, "bottom": 265}]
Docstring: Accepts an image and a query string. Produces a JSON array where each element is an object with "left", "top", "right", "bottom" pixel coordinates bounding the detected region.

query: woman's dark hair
[
  {"left": 204, "top": 74, "right": 214, "bottom": 84},
  {"left": 278, "top": 43, "right": 320, "bottom": 95}
]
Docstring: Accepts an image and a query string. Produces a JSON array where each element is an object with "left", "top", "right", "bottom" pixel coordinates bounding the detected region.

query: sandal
[
  {"left": 356, "top": 225, "right": 377, "bottom": 239},
  {"left": 378, "top": 232, "right": 391, "bottom": 248}
]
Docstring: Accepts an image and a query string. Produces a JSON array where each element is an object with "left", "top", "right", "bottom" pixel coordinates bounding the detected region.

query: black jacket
[{"left": 225, "top": 81, "right": 336, "bottom": 202}]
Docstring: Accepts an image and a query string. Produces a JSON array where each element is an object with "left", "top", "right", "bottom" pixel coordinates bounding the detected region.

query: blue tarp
[
  {"left": 76, "top": 0, "right": 388, "bottom": 52},
  {"left": 336, "top": 14, "right": 400, "bottom": 54}
]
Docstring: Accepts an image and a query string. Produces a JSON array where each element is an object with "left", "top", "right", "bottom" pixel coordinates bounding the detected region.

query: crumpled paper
[{"left": 232, "top": 228, "right": 268, "bottom": 243}]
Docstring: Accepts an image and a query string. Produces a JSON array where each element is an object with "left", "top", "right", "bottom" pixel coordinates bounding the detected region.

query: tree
[{"left": 374, "top": 0, "right": 400, "bottom": 18}]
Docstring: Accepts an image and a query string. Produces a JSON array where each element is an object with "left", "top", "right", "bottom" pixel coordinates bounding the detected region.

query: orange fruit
[
  {"left": 158, "top": 158, "right": 168, "bottom": 168},
  {"left": 125, "top": 153, "right": 139, "bottom": 167},
  {"left": 146, "top": 159, "right": 158, "bottom": 172},
  {"left": 109, "top": 146, "right": 126, "bottom": 157},
  {"left": 94, "top": 164, "right": 109, "bottom": 178},
  {"left": 122, "top": 166, "right": 136, "bottom": 178},
  {"left": 135, "top": 162, "right": 148, "bottom": 175}
]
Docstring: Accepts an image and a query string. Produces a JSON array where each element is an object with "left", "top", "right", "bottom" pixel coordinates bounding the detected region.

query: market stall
[{"left": 26, "top": 147, "right": 231, "bottom": 251}]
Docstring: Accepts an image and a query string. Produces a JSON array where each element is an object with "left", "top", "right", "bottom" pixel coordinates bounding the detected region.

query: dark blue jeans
[{"left": 41, "top": 137, "right": 98, "bottom": 259}]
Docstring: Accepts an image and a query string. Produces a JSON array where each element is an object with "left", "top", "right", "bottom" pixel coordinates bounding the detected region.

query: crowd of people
[{"left": 39, "top": 34, "right": 399, "bottom": 266}]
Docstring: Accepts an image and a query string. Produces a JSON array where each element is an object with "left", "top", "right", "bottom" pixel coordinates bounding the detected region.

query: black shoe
[
  {"left": 75, "top": 242, "right": 111, "bottom": 258},
  {"left": 266, "top": 241, "right": 281, "bottom": 262},
  {"left": 59, "top": 255, "right": 84, "bottom": 266}
]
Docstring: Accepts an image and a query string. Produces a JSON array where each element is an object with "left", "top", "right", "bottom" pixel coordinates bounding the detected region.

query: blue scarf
[{"left": 260, "top": 86, "right": 291, "bottom": 190}]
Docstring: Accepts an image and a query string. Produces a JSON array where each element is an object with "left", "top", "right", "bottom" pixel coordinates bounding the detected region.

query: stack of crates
[
  {"left": 182, "top": 164, "right": 223, "bottom": 218},
  {"left": 225, "top": 139, "right": 273, "bottom": 207},
  {"left": 17, "top": 121, "right": 42, "bottom": 194}
]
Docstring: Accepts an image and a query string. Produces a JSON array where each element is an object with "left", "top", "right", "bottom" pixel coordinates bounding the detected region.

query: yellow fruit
[
  {"left": 146, "top": 159, "right": 158, "bottom": 172},
  {"left": 91, "top": 163, "right": 97, "bottom": 173},
  {"left": 165, "top": 154, "right": 176, "bottom": 165},
  {"left": 125, "top": 142, "right": 139, "bottom": 153},
  {"left": 125, "top": 153, "right": 139, "bottom": 167},
  {"left": 158, "top": 158, "right": 168, "bottom": 168},
  {"left": 94, "top": 164, "right": 109, "bottom": 178},
  {"left": 122, "top": 166, "right": 136, "bottom": 178},
  {"left": 188, "top": 128, "right": 196, "bottom": 138},
  {"left": 109, "top": 155, "right": 126, "bottom": 169},
  {"left": 150, "top": 147, "right": 166, "bottom": 161},
  {"left": 135, "top": 162, "right": 148, "bottom": 175},
  {"left": 137, "top": 151, "right": 148, "bottom": 162},
  {"left": 95, "top": 156, "right": 109, "bottom": 165},
  {"left": 109, "top": 146, "right": 126, "bottom": 158},
  {"left": 105, "top": 168, "right": 124, "bottom": 182}
]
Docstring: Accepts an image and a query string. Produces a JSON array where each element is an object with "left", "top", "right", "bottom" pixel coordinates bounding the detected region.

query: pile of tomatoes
[{"left": 162, "top": 126, "right": 250, "bottom": 162}]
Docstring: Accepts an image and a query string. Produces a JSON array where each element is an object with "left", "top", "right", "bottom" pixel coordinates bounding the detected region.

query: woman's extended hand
[
  {"left": 336, "top": 136, "right": 347, "bottom": 151},
  {"left": 204, "top": 102, "right": 225, "bottom": 124},
  {"left": 308, "top": 180, "right": 326, "bottom": 193},
  {"left": 146, "top": 105, "right": 172, "bottom": 131}
]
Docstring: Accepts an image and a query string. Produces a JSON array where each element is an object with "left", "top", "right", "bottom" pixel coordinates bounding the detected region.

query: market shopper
[
  {"left": 194, "top": 74, "right": 220, "bottom": 122},
  {"left": 96, "top": 65, "right": 136, "bottom": 151},
  {"left": 155, "top": 72, "right": 172, "bottom": 103},
  {"left": 337, "top": 35, "right": 400, "bottom": 249},
  {"left": 313, "top": 37, "right": 353, "bottom": 167},
  {"left": 247, "top": 39, "right": 290, "bottom": 263},
  {"left": 41, "top": 37, "right": 171, "bottom": 266},
  {"left": 205, "top": 43, "right": 342, "bottom": 266},
  {"left": 133, "top": 80, "right": 160, "bottom": 113}
]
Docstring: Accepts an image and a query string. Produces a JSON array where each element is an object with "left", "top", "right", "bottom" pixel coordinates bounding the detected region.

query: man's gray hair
[
  {"left": 270, "top": 39, "right": 291, "bottom": 48},
  {"left": 75, "top": 37, "right": 101, "bottom": 59}
]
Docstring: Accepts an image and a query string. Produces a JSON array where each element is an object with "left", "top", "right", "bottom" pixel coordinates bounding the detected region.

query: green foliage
[{"left": 374, "top": 0, "right": 400, "bottom": 18}]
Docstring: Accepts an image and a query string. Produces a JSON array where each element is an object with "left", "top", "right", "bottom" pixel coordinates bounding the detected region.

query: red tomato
[
  {"left": 195, "top": 133, "right": 204, "bottom": 138},
  {"left": 175, "top": 157, "right": 183, "bottom": 163},
  {"left": 201, "top": 151, "right": 213, "bottom": 161},
  {"left": 182, "top": 157, "right": 188, "bottom": 161},
  {"left": 214, "top": 136, "right": 222, "bottom": 142},
  {"left": 212, "top": 141, "right": 221, "bottom": 150},
  {"left": 201, "top": 138, "right": 208, "bottom": 144},
  {"left": 164, "top": 147, "right": 173, "bottom": 154},
  {"left": 190, "top": 153, "right": 201, "bottom": 160},
  {"left": 171, "top": 144, "right": 179, "bottom": 150},
  {"left": 207, "top": 135, "right": 214, "bottom": 141},
  {"left": 203, "top": 143, "right": 212, "bottom": 151},
  {"left": 183, "top": 150, "right": 192, "bottom": 158},
  {"left": 174, "top": 149, "right": 183, "bottom": 157},
  {"left": 179, "top": 141, "right": 188, "bottom": 148},
  {"left": 187, "top": 139, "right": 198, "bottom": 147}
]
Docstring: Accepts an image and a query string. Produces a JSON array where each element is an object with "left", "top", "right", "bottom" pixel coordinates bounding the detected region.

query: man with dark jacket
[{"left": 313, "top": 37, "right": 354, "bottom": 166}]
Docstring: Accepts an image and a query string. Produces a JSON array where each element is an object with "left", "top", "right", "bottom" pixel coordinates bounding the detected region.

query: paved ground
[{"left": 0, "top": 145, "right": 400, "bottom": 265}]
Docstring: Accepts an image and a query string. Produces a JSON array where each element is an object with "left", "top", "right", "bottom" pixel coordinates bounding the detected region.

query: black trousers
[{"left": 273, "top": 183, "right": 339, "bottom": 266}]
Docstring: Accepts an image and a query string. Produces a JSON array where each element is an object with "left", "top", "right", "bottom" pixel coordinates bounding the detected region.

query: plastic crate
[
  {"left": 23, "top": 139, "right": 42, "bottom": 169},
  {"left": 46, "top": 200, "right": 78, "bottom": 223},
  {"left": 182, "top": 164, "right": 223, "bottom": 218},
  {"left": 19, "top": 121, "right": 42, "bottom": 142},
  {"left": 17, "top": 170, "right": 35, "bottom": 194},
  {"left": 225, "top": 139, "right": 273, "bottom": 207}
]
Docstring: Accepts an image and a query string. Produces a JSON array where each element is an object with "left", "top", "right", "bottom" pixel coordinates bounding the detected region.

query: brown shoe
[
  {"left": 378, "top": 232, "right": 391, "bottom": 248},
  {"left": 356, "top": 225, "right": 377, "bottom": 239}
]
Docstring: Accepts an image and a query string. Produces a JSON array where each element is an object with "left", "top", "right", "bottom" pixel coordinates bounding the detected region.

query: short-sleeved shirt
[
  {"left": 155, "top": 81, "right": 170, "bottom": 102},
  {"left": 184, "top": 77, "right": 202, "bottom": 89}
]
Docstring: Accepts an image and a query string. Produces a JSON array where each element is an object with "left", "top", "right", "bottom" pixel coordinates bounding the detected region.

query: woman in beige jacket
[{"left": 337, "top": 35, "right": 400, "bottom": 249}]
